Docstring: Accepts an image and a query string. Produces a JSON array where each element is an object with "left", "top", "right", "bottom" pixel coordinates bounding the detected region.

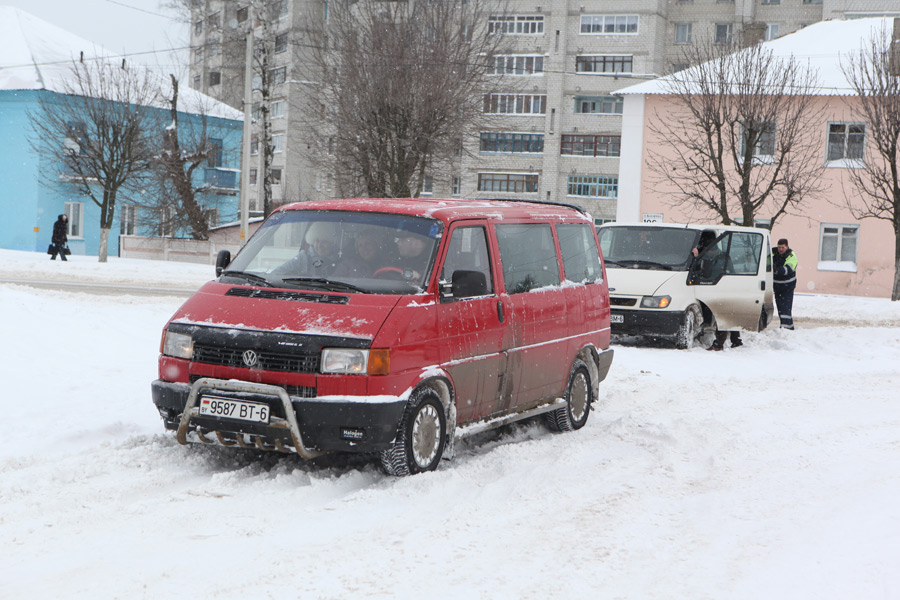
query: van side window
[
  {"left": 441, "top": 226, "right": 494, "bottom": 296},
  {"left": 495, "top": 223, "right": 561, "bottom": 294},
  {"left": 557, "top": 223, "right": 602, "bottom": 283},
  {"left": 728, "top": 232, "right": 763, "bottom": 275}
]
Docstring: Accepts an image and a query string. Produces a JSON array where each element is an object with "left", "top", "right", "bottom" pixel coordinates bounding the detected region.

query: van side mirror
[
  {"left": 451, "top": 270, "right": 487, "bottom": 298},
  {"left": 215, "top": 249, "right": 231, "bottom": 277}
]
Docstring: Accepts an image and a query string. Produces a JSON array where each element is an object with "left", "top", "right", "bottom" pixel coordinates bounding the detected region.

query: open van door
[{"left": 688, "top": 230, "right": 768, "bottom": 331}]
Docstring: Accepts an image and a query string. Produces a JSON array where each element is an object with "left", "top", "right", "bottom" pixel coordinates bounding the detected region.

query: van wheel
[
  {"left": 545, "top": 360, "right": 592, "bottom": 432},
  {"left": 379, "top": 388, "right": 446, "bottom": 476},
  {"left": 757, "top": 309, "right": 768, "bottom": 332},
  {"left": 675, "top": 305, "right": 702, "bottom": 349}
]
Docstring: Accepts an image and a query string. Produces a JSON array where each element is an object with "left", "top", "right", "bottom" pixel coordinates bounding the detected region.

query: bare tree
[
  {"left": 30, "top": 59, "right": 160, "bottom": 262},
  {"left": 300, "top": 0, "right": 507, "bottom": 198},
  {"left": 647, "top": 39, "right": 825, "bottom": 228},
  {"left": 841, "top": 21, "right": 900, "bottom": 301}
]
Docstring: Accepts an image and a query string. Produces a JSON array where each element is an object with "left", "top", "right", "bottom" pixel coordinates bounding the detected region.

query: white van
[{"left": 597, "top": 223, "right": 775, "bottom": 348}]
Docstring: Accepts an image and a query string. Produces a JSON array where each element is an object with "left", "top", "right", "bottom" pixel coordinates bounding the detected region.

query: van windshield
[
  {"left": 597, "top": 226, "right": 699, "bottom": 271},
  {"left": 224, "top": 210, "right": 443, "bottom": 294}
]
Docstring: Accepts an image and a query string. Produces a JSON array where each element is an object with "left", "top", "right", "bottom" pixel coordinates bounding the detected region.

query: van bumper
[
  {"left": 152, "top": 379, "right": 406, "bottom": 454},
  {"left": 610, "top": 309, "right": 682, "bottom": 338}
]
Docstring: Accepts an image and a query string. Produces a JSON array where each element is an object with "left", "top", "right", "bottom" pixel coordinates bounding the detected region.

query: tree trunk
[
  {"left": 893, "top": 221, "right": 900, "bottom": 301},
  {"left": 98, "top": 228, "right": 110, "bottom": 263}
]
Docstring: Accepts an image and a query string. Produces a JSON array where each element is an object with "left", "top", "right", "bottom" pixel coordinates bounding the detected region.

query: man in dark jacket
[
  {"left": 773, "top": 238, "right": 798, "bottom": 329},
  {"left": 50, "top": 214, "right": 68, "bottom": 261}
]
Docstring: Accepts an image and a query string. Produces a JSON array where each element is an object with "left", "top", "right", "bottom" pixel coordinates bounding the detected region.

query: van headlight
[
  {"left": 321, "top": 348, "right": 390, "bottom": 375},
  {"left": 640, "top": 295, "right": 671, "bottom": 309},
  {"left": 162, "top": 330, "right": 193, "bottom": 359}
]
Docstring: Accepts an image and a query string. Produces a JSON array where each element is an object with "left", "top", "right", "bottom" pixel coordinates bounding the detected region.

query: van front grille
[
  {"left": 192, "top": 344, "right": 320, "bottom": 373},
  {"left": 189, "top": 375, "right": 316, "bottom": 398},
  {"left": 610, "top": 297, "right": 638, "bottom": 307}
]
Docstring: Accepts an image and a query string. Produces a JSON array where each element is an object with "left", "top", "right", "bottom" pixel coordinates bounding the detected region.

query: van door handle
[
  {"left": 760, "top": 281, "right": 766, "bottom": 291},
  {"left": 497, "top": 301, "right": 505, "bottom": 323}
]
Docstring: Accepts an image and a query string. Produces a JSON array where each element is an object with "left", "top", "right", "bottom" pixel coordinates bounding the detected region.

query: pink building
[{"left": 615, "top": 18, "right": 898, "bottom": 298}]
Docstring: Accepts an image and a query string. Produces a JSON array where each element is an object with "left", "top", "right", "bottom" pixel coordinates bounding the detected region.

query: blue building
[{"left": 0, "top": 7, "right": 243, "bottom": 257}]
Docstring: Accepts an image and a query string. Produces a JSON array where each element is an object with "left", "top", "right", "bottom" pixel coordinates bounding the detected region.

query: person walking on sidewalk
[
  {"left": 773, "top": 238, "right": 798, "bottom": 330},
  {"left": 50, "top": 214, "right": 68, "bottom": 261}
]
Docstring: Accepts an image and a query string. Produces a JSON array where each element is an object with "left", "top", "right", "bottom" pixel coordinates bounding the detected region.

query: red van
[{"left": 152, "top": 198, "right": 613, "bottom": 475}]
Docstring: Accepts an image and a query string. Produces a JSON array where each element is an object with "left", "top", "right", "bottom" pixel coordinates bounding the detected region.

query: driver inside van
[{"left": 273, "top": 221, "right": 340, "bottom": 277}]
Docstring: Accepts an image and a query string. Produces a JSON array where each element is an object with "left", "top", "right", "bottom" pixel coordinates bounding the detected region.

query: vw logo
[{"left": 242, "top": 349, "right": 259, "bottom": 367}]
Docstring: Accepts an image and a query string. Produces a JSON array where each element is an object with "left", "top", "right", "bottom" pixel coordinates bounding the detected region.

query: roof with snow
[
  {"left": 616, "top": 17, "right": 895, "bottom": 97},
  {"left": 0, "top": 6, "right": 242, "bottom": 120}
]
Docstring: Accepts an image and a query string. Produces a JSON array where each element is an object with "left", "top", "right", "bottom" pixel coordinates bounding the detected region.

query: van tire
[
  {"left": 757, "top": 309, "right": 768, "bottom": 332},
  {"left": 675, "top": 305, "right": 702, "bottom": 349},
  {"left": 545, "top": 360, "right": 593, "bottom": 432},
  {"left": 379, "top": 388, "right": 446, "bottom": 476}
]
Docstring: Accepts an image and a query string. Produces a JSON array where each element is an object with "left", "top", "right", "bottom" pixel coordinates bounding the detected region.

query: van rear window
[
  {"left": 557, "top": 223, "right": 602, "bottom": 283},
  {"left": 495, "top": 224, "right": 561, "bottom": 293}
]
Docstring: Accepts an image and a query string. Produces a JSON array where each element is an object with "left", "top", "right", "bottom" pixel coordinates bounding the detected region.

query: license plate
[
  {"left": 610, "top": 313, "right": 624, "bottom": 324},
  {"left": 199, "top": 395, "right": 271, "bottom": 424}
]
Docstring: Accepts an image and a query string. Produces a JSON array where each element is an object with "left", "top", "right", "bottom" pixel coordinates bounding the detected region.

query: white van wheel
[
  {"left": 545, "top": 360, "right": 593, "bottom": 432},
  {"left": 380, "top": 388, "right": 446, "bottom": 476},
  {"left": 675, "top": 305, "right": 702, "bottom": 349}
]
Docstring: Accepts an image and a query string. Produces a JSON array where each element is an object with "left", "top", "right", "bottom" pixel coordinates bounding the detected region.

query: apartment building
[{"left": 189, "top": 0, "right": 900, "bottom": 223}]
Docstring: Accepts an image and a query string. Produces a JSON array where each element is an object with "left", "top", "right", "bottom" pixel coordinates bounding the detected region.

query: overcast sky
[{"left": 4, "top": 0, "right": 188, "bottom": 73}]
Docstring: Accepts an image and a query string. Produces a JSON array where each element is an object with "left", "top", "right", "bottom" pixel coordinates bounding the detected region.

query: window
[
  {"left": 496, "top": 224, "right": 560, "bottom": 293},
  {"left": 580, "top": 15, "right": 639, "bottom": 35},
  {"left": 205, "top": 208, "right": 219, "bottom": 228},
  {"left": 422, "top": 176, "right": 434, "bottom": 195},
  {"left": 480, "top": 132, "right": 544, "bottom": 153},
  {"left": 802, "top": 0, "right": 822, "bottom": 3},
  {"left": 207, "top": 138, "right": 223, "bottom": 167},
  {"left": 158, "top": 207, "right": 173, "bottom": 238},
  {"left": 272, "top": 133, "right": 284, "bottom": 153},
  {"left": 207, "top": 41, "right": 220, "bottom": 58},
  {"left": 477, "top": 173, "right": 539, "bottom": 193},
  {"left": 271, "top": 99, "right": 286, "bottom": 119},
  {"left": 270, "top": 0, "right": 288, "bottom": 19},
  {"left": 271, "top": 168, "right": 283, "bottom": 185},
  {"left": 452, "top": 176, "right": 461, "bottom": 196},
  {"left": 765, "top": 24, "right": 779, "bottom": 40},
  {"left": 761, "top": 0, "right": 780, "bottom": 4},
  {"left": 741, "top": 120, "right": 776, "bottom": 161},
  {"left": 557, "top": 223, "right": 602, "bottom": 283},
  {"left": 271, "top": 66, "right": 287, "bottom": 85},
  {"left": 275, "top": 33, "right": 288, "bottom": 53},
  {"left": 120, "top": 204, "right": 137, "bottom": 236},
  {"left": 675, "top": 23, "right": 693, "bottom": 44},
  {"left": 194, "top": 20, "right": 202, "bottom": 34},
  {"left": 573, "top": 96, "right": 623, "bottom": 114},
  {"left": 671, "top": 63, "right": 689, "bottom": 73},
  {"left": 492, "top": 55, "right": 544, "bottom": 76},
  {"left": 483, "top": 94, "right": 546, "bottom": 114},
  {"left": 208, "top": 71, "right": 221, "bottom": 86},
  {"left": 251, "top": 134, "right": 259, "bottom": 155},
  {"left": 567, "top": 175, "right": 618, "bottom": 198},
  {"left": 249, "top": 168, "right": 258, "bottom": 185},
  {"left": 576, "top": 55, "right": 632, "bottom": 74},
  {"left": 560, "top": 135, "right": 621, "bottom": 157},
  {"left": 236, "top": 6, "right": 248, "bottom": 22},
  {"left": 827, "top": 123, "right": 866, "bottom": 164},
  {"left": 488, "top": 15, "right": 544, "bottom": 35},
  {"left": 819, "top": 224, "right": 858, "bottom": 271},
  {"left": 193, "top": 74, "right": 201, "bottom": 88},
  {"left": 194, "top": 46, "right": 204, "bottom": 63},
  {"left": 207, "top": 11, "right": 220, "bottom": 28},
  {"left": 65, "top": 202, "right": 83, "bottom": 238},
  {"left": 441, "top": 226, "right": 494, "bottom": 296},
  {"left": 715, "top": 23, "right": 733, "bottom": 44}
]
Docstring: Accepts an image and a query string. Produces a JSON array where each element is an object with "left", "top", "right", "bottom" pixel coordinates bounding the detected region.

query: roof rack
[{"left": 481, "top": 197, "right": 588, "bottom": 215}]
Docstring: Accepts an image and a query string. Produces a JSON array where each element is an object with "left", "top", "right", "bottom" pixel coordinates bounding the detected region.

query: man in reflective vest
[{"left": 773, "top": 238, "right": 798, "bottom": 330}]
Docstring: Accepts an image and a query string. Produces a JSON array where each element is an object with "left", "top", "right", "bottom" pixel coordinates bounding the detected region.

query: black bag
[
  {"left": 47, "top": 244, "right": 54, "bottom": 254},
  {"left": 62, "top": 245, "right": 71, "bottom": 256}
]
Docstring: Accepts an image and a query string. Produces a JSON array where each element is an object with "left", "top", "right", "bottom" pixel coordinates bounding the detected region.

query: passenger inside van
[
  {"left": 333, "top": 227, "right": 383, "bottom": 278},
  {"left": 273, "top": 221, "right": 341, "bottom": 277}
]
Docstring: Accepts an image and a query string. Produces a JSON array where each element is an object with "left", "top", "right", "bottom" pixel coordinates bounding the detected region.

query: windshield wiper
[
  {"left": 280, "top": 277, "right": 369, "bottom": 294},
  {"left": 220, "top": 270, "right": 272, "bottom": 287},
  {"left": 617, "top": 260, "right": 674, "bottom": 271}
]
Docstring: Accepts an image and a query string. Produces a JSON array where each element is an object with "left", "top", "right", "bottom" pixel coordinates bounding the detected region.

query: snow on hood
[
  {"left": 168, "top": 281, "right": 402, "bottom": 341},
  {"left": 0, "top": 6, "right": 242, "bottom": 121}
]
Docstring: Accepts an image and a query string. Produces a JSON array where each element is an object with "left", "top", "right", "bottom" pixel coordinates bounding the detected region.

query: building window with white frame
[
  {"left": 488, "top": 15, "right": 544, "bottom": 35},
  {"left": 250, "top": 134, "right": 259, "bottom": 155},
  {"left": 580, "top": 15, "right": 639, "bottom": 34},
  {"left": 483, "top": 94, "right": 546, "bottom": 114},
  {"left": 422, "top": 176, "right": 434, "bottom": 195},
  {"left": 818, "top": 223, "right": 858, "bottom": 271},
  {"left": 120, "top": 204, "right": 137, "bottom": 235},
  {"left": 271, "top": 168, "right": 282, "bottom": 185},
  {"left": 567, "top": 175, "right": 618, "bottom": 198},
  {"left": 249, "top": 168, "right": 258, "bottom": 185},
  {"left": 573, "top": 96, "right": 623, "bottom": 115},
  {"left": 675, "top": 23, "right": 692, "bottom": 44},
  {"left": 272, "top": 133, "right": 284, "bottom": 153},
  {"left": 65, "top": 201, "right": 84, "bottom": 238},
  {"left": 478, "top": 173, "right": 539, "bottom": 193},
  {"left": 452, "top": 176, "right": 461, "bottom": 196},
  {"left": 741, "top": 120, "right": 776, "bottom": 161},
  {"left": 826, "top": 122, "right": 866, "bottom": 165},
  {"left": 765, "top": 23, "right": 779, "bottom": 40},
  {"left": 715, "top": 23, "right": 733, "bottom": 44},
  {"left": 576, "top": 55, "right": 632, "bottom": 74},
  {"left": 491, "top": 55, "right": 544, "bottom": 76},
  {"left": 270, "top": 99, "right": 286, "bottom": 119},
  {"left": 480, "top": 132, "right": 544, "bottom": 153},
  {"left": 270, "top": 66, "right": 287, "bottom": 85}
]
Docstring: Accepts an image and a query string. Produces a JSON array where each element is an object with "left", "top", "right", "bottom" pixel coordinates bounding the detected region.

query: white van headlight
[
  {"left": 321, "top": 348, "right": 369, "bottom": 374},
  {"left": 640, "top": 295, "right": 671, "bottom": 309},
  {"left": 162, "top": 330, "right": 193, "bottom": 359}
]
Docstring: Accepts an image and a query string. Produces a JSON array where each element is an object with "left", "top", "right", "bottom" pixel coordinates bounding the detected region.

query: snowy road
[{"left": 2, "top": 250, "right": 900, "bottom": 599}]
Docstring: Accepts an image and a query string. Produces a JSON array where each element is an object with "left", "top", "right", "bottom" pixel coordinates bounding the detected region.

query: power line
[{"left": 100, "top": 0, "right": 181, "bottom": 20}]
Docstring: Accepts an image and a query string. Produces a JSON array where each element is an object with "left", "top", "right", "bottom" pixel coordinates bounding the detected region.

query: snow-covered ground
[{"left": 2, "top": 248, "right": 899, "bottom": 599}]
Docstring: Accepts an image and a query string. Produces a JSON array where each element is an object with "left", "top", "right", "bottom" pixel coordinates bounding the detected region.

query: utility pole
[{"left": 238, "top": 13, "right": 254, "bottom": 245}]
